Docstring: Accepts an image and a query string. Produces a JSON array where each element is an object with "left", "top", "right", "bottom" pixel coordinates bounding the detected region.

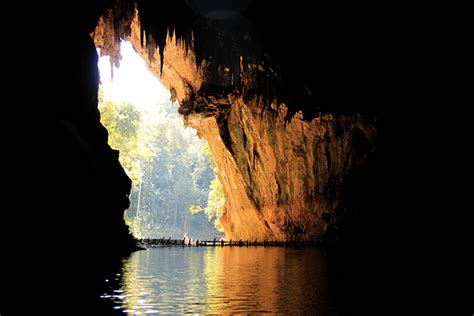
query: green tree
[
  {"left": 99, "top": 91, "right": 224, "bottom": 240},
  {"left": 98, "top": 91, "right": 144, "bottom": 188},
  {"left": 189, "top": 143, "right": 225, "bottom": 232}
]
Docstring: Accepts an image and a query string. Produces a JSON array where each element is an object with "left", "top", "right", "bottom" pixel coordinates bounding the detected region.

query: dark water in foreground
[{"left": 101, "top": 247, "right": 336, "bottom": 314}]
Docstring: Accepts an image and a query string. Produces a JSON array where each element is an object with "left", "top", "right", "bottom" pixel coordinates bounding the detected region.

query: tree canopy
[{"left": 98, "top": 91, "right": 224, "bottom": 240}]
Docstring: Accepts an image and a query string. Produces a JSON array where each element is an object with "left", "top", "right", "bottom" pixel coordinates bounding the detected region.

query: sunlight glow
[
  {"left": 98, "top": 41, "right": 169, "bottom": 114},
  {"left": 96, "top": 40, "right": 222, "bottom": 241}
]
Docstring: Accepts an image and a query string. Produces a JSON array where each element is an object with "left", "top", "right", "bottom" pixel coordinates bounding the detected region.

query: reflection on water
[{"left": 101, "top": 247, "right": 333, "bottom": 314}]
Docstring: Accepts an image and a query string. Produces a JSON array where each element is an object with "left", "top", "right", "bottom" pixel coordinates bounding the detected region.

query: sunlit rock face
[
  {"left": 184, "top": 100, "right": 376, "bottom": 241},
  {"left": 94, "top": 1, "right": 378, "bottom": 242}
]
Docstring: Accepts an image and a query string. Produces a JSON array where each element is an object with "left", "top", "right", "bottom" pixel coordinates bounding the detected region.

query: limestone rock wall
[{"left": 94, "top": 4, "right": 377, "bottom": 242}]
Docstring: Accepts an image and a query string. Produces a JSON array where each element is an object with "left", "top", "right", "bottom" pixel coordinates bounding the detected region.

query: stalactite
[
  {"left": 147, "top": 33, "right": 155, "bottom": 64},
  {"left": 158, "top": 35, "right": 165, "bottom": 75},
  {"left": 92, "top": 0, "right": 379, "bottom": 242}
]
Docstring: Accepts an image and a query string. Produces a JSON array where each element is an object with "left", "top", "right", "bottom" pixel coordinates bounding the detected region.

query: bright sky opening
[{"left": 98, "top": 41, "right": 169, "bottom": 114}]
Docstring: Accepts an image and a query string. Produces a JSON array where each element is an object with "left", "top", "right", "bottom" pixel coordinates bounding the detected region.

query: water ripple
[{"left": 101, "top": 247, "right": 330, "bottom": 314}]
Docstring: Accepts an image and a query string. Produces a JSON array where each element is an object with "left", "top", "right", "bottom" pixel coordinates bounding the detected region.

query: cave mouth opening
[{"left": 97, "top": 41, "right": 224, "bottom": 241}]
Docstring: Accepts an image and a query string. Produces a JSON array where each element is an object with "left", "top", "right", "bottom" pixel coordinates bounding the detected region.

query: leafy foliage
[
  {"left": 98, "top": 91, "right": 144, "bottom": 187},
  {"left": 98, "top": 90, "right": 224, "bottom": 240},
  {"left": 189, "top": 143, "right": 225, "bottom": 232}
]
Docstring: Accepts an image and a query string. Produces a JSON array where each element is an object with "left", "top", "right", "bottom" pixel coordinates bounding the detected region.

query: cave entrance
[{"left": 97, "top": 41, "right": 224, "bottom": 241}]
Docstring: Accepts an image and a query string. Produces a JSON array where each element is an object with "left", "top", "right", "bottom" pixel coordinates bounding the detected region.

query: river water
[{"left": 100, "top": 246, "right": 337, "bottom": 314}]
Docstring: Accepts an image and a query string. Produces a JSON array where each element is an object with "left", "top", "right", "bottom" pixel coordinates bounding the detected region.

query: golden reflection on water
[{"left": 106, "top": 246, "right": 330, "bottom": 314}]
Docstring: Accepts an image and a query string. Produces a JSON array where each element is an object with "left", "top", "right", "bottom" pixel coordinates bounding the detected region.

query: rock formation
[
  {"left": 93, "top": 2, "right": 378, "bottom": 242},
  {"left": 2, "top": 1, "right": 385, "bottom": 313}
]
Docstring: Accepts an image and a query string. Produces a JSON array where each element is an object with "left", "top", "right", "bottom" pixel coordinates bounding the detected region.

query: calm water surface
[{"left": 101, "top": 247, "right": 335, "bottom": 314}]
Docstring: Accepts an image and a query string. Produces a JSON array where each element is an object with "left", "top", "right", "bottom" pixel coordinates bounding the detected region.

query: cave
[
  {"left": 92, "top": 0, "right": 378, "bottom": 242},
  {"left": 4, "top": 0, "right": 389, "bottom": 313}
]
